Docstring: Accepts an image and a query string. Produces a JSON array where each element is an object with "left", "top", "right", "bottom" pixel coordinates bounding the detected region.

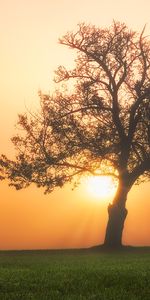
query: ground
[{"left": 0, "top": 247, "right": 149, "bottom": 300}]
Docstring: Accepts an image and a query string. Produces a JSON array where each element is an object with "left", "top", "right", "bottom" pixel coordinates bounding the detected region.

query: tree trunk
[
  {"left": 104, "top": 203, "right": 128, "bottom": 247},
  {"left": 104, "top": 182, "right": 128, "bottom": 248}
]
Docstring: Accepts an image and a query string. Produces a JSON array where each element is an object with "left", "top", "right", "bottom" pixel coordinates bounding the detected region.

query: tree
[{"left": 0, "top": 22, "right": 150, "bottom": 248}]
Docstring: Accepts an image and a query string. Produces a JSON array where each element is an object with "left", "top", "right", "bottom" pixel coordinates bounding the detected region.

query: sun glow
[{"left": 85, "top": 176, "right": 117, "bottom": 200}]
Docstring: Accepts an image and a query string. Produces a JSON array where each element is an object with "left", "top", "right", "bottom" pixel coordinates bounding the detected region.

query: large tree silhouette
[{"left": 0, "top": 22, "right": 150, "bottom": 247}]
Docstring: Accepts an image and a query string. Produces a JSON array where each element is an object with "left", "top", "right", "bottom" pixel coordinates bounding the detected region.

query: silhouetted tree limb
[{"left": 0, "top": 21, "right": 150, "bottom": 246}]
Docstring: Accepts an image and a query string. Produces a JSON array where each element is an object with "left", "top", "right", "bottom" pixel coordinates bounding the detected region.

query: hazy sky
[{"left": 0, "top": 0, "right": 150, "bottom": 249}]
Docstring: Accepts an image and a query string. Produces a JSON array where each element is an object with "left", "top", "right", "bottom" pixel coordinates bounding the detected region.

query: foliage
[{"left": 0, "top": 21, "right": 150, "bottom": 193}]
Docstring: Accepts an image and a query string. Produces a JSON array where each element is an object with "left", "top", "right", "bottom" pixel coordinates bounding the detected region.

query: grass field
[{"left": 0, "top": 247, "right": 149, "bottom": 300}]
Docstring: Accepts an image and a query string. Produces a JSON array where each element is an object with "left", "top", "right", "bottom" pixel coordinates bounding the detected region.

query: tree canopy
[{"left": 0, "top": 22, "right": 150, "bottom": 193}]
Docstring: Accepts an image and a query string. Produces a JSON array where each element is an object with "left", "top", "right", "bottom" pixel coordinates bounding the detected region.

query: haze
[{"left": 0, "top": 0, "right": 150, "bottom": 249}]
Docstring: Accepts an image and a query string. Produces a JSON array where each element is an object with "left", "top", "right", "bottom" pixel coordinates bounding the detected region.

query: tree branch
[{"left": 129, "top": 158, "right": 150, "bottom": 186}]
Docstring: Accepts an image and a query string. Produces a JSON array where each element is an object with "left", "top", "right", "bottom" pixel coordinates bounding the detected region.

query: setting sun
[
  {"left": 85, "top": 176, "right": 117, "bottom": 200},
  {"left": 0, "top": 0, "right": 150, "bottom": 251}
]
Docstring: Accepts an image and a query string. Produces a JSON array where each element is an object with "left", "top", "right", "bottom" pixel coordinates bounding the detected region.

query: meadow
[{"left": 0, "top": 247, "right": 149, "bottom": 300}]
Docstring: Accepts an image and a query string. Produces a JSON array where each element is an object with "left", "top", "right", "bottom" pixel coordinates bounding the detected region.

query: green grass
[{"left": 0, "top": 247, "right": 149, "bottom": 300}]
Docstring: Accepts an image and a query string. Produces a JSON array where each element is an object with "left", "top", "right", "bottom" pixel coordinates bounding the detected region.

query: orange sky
[{"left": 0, "top": 0, "right": 150, "bottom": 249}]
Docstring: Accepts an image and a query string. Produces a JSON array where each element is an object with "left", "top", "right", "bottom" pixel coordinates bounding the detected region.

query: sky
[{"left": 0, "top": 0, "right": 150, "bottom": 249}]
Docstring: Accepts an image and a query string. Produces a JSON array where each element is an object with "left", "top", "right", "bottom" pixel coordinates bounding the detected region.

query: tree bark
[
  {"left": 104, "top": 182, "right": 128, "bottom": 248},
  {"left": 104, "top": 203, "right": 128, "bottom": 247}
]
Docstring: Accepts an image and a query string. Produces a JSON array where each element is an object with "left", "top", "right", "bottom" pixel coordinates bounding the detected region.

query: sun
[{"left": 84, "top": 176, "right": 117, "bottom": 200}]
